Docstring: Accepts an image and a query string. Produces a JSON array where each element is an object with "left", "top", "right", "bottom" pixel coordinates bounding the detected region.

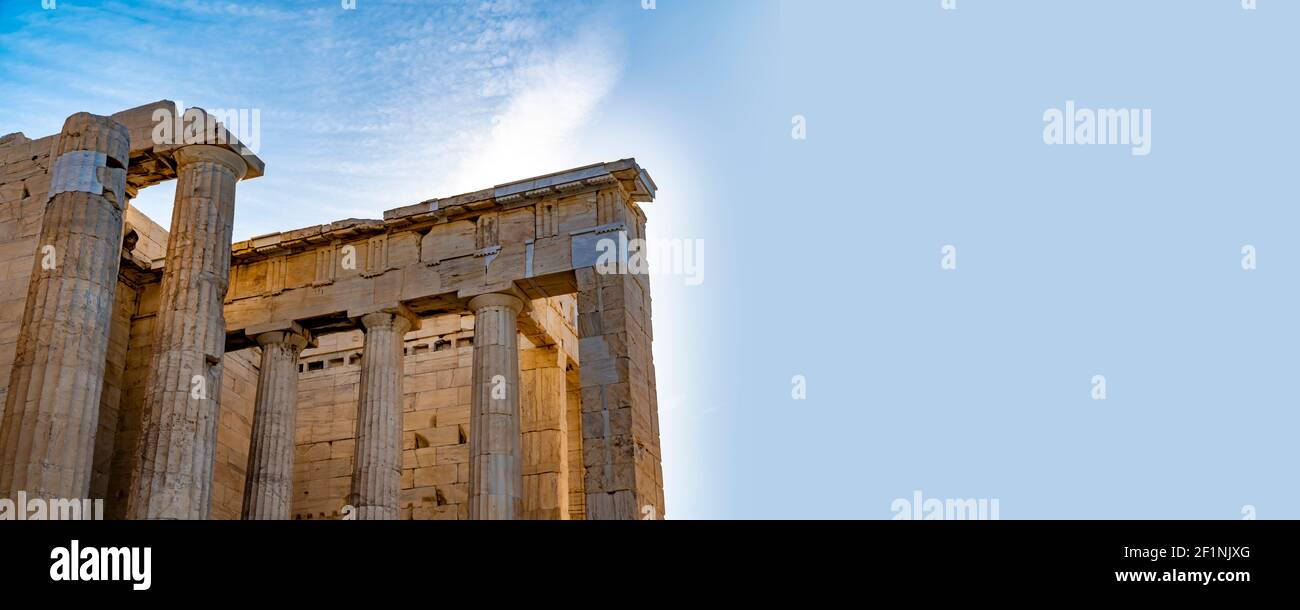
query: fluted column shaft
[
  {"left": 468, "top": 293, "right": 525, "bottom": 520},
  {"left": 350, "top": 312, "right": 412, "bottom": 520},
  {"left": 242, "top": 327, "right": 311, "bottom": 520},
  {"left": 0, "top": 113, "right": 130, "bottom": 500},
  {"left": 127, "top": 145, "right": 246, "bottom": 520}
]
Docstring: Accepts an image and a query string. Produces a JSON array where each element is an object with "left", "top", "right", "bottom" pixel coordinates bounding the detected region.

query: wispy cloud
[
  {"left": 0, "top": 0, "right": 625, "bottom": 239},
  {"left": 442, "top": 25, "right": 624, "bottom": 194}
]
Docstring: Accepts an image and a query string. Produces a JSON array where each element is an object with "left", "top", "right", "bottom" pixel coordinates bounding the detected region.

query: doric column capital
[
  {"left": 468, "top": 292, "right": 525, "bottom": 314},
  {"left": 350, "top": 303, "right": 421, "bottom": 333},
  {"left": 55, "top": 112, "right": 132, "bottom": 168},
  {"left": 248, "top": 321, "right": 315, "bottom": 352},
  {"left": 46, "top": 113, "right": 131, "bottom": 210},
  {"left": 174, "top": 144, "right": 248, "bottom": 181},
  {"left": 255, "top": 330, "right": 311, "bottom": 352},
  {"left": 359, "top": 312, "right": 411, "bottom": 335}
]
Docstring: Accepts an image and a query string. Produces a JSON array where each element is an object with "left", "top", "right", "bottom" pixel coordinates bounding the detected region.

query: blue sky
[
  {"left": 3, "top": 0, "right": 637, "bottom": 231},
  {"left": 4, "top": 0, "right": 1297, "bottom": 520}
]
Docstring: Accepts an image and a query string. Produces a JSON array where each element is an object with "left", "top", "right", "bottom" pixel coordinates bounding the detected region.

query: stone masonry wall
[{"left": 0, "top": 132, "right": 56, "bottom": 424}]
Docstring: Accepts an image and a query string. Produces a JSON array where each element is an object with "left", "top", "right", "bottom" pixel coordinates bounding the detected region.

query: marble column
[
  {"left": 0, "top": 113, "right": 130, "bottom": 500},
  {"left": 467, "top": 293, "right": 525, "bottom": 520},
  {"left": 127, "top": 144, "right": 247, "bottom": 520},
  {"left": 242, "top": 324, "right": 313, "bottom": 520},
  {"left": 349, "top": 311, "right": 414, "bottom": 520}
]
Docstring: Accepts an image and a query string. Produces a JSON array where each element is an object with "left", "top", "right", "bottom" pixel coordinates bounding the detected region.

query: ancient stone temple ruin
[{"left": 0, "top": 102, "right": 663, "bottom": 520}]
